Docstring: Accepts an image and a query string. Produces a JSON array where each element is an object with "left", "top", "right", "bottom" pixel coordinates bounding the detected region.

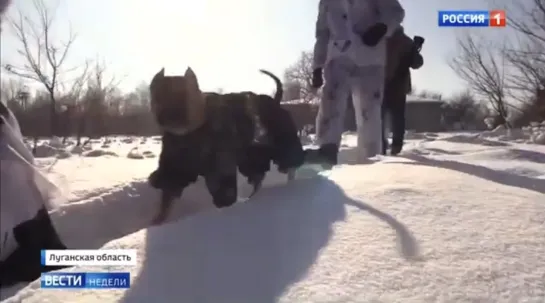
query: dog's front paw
[
  {"left": 275, "top": 145, "right": 305, "bottom": 173},
  {"left": 151, "top": 212, "right": 168, "bottom": 225},
  {"left": 148, "top": 170, "right": 161, "bottom": 188}
]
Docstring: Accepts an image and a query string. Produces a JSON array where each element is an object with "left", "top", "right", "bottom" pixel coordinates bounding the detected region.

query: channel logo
[
  {"left": 41, "top": 272, "right": 130, "bottom": 289},
  {"left": 438, "top": 10, "right": 506, "bottom": 27}
]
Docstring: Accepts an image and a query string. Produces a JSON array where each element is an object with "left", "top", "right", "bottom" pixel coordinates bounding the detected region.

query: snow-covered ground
[{"left": 1, "top": 129, "right": 544, "bottom": 302}]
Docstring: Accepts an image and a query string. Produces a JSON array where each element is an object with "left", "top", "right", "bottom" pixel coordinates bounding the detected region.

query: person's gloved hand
[
  {"left": 361, "top": 23, "right": 387, "bottom": 46},
  {"left": 311, "top": 68, "right": 323, "bottom": 88},
  {"left": 410, "top": 53, "right": 424, "bottom": 69}
]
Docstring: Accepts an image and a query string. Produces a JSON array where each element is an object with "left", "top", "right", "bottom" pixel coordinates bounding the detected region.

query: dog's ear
[
  {"left": 183, "top": 66, "right": 206, "bottom": 130},
  {"left": 152, "top": 68, "right": 165, "bottom": 84},
  {"left": 184, "top": 67, "right": 200, "bottom": 92}
]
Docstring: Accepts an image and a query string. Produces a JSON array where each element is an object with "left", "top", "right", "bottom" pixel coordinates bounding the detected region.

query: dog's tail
[{"left": 259, "top": 69, "right": 283, "bottom": 104}]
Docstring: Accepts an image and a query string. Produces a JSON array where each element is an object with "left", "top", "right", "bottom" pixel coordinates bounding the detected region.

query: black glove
[
  {"left": 413, "top": 35, "right": 425, "bottom": 52},
  {"left": 409, "top": 36, "right": 425, "bottom": 69},
  {"left": 311, "top": 68, "right": 323, "bottom": 88},
  {"left": 361, "top": 23, "right": 387, "bottom": 46},
  {"left": 410, "top": 53, "right": 424, "bottom": 69}
]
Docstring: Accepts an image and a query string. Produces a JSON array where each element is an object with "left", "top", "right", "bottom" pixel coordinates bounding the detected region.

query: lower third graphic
[{"left": 40, "top": 272, "right": 130, "bottom": 289}]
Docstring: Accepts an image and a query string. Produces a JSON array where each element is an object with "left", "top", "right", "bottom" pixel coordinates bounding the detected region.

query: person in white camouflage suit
[
  {"left": 0, "top": 0, "right": 68, "bottom": 287},
  {"left": 305, "top": 0, "right": 405, "bottom": 166}
]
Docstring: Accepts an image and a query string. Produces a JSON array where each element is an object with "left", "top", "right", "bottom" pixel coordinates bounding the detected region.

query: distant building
[
  {"left": 405, "top": 95, "right": 446, "bottom": 132},
  {"left": 280, "top": 99, "right": 318, "bottom": 133},
  {"left": 281, "top": 95, "right": 446, "bottom": 133}
]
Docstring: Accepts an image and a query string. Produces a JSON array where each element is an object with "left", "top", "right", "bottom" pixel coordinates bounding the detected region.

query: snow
[{"left": 1, "top": 132, "right": 544, "bottom": 302}]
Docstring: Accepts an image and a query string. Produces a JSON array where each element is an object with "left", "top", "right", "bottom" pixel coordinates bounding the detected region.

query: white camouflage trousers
[{"left": 316, "top": 57, "right": 385, "bottom": 159}]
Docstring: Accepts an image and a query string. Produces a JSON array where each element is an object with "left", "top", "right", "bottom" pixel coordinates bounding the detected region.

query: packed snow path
[{"left": 1, "top": 132, "right": 544, "bottom": 302}]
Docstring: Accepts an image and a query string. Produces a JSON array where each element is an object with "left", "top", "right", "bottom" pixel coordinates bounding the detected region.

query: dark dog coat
[{"left": 149, "top": 88, "right": 304, "bottom": 210}]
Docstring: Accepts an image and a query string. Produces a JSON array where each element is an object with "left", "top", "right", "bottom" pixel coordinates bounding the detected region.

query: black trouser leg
[
  {"left": 0, "top": 208, "right": 68, "bottom": 287},
  {"left": 381, "top": 102, "right": 389, "bottom": 155},
  {"left": 389, "top": 95, "right": 407, "bottom": 150}
]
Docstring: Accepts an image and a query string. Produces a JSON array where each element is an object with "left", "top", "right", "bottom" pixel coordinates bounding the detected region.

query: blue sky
[{"left": 1, "top": 0, "right": 506, "bottom": 97}]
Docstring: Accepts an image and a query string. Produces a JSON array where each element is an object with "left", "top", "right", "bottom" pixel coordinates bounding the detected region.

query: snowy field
[{"left": 1, "top": 126, "right": 545, "bottom": 302}]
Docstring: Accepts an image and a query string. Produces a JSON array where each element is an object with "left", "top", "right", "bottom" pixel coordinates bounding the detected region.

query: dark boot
[
  {"left": 390, "top": 144, "right": 402, "bottom": 156},
  {"left": 304, "top": 143, "right": 338, "bottom": 168}
]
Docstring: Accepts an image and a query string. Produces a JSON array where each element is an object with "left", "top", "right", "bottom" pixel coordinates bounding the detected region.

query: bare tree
[
  {"left": 0, "top": 78, "right": 30, "bottom": 110},
  {"left": 283, "top": 81, "right": 302, "bottom": 101},
  {"left": 78, "top": 60, "right": 120, "bottom": 140},
  {"left": 2, "top": 0, "right": 77, "bottom": 136},
  {"left": 0, "top": 79, "right": 19, "bottom": 104},
  {"left": 449, "top": 31, "right": 511, "bottom": 127},
  {"left": 441, "top": 89, "right": 488, "bottom": 130},
  {"left": 502, "top": 0, "right": 545, "bottom": 105},
  {"left": 415, "top": 89, "right": 443, "bottom": 100},
  {"left": 132, "top": 82, "right": 150, "bottom": 109},
  {"left": 59, "top": 61, "right": 90, "bottom": 144},
  {"left": 63, "top": 60, "right": 90, "bottom": 101},
  {"left": 106, "top": 88, "right": 125, "bottom": 117},
  {"left": 283, "top": 51, "right": 319, "bottom": 102}
]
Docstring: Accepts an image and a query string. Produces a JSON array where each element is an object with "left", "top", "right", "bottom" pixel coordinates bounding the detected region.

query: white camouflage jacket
[
  {"left": 313, "top": 0, "right": 405, "bottom": 69},
  {"left": 0, "top": 105, "right": 63, "bottom": 261}
]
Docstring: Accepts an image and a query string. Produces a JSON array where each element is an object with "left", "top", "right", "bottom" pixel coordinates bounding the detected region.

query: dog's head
[{"left": 149, "top": 67, "right": 206, "bottom": 135}]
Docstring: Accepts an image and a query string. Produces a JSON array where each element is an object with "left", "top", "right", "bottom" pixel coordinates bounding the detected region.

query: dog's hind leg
[
  {"left": 248, "top": 173, "right": 265, "bottom": 197},
  {"left": 257, "top": 101, "right": 305, "bottom": 173},
  {"left": 237, "top": 144, "right": 270, "bottom": 198}
]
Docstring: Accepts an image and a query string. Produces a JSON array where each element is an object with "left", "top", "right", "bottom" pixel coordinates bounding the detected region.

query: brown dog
[{"left": 148, "top": 68, "right": 304, "bottom": 224}]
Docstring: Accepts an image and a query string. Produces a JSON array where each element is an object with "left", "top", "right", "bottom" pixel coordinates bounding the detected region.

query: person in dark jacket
[{"left": 382, "top": 26, "right": 423, "bottom": 155}]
